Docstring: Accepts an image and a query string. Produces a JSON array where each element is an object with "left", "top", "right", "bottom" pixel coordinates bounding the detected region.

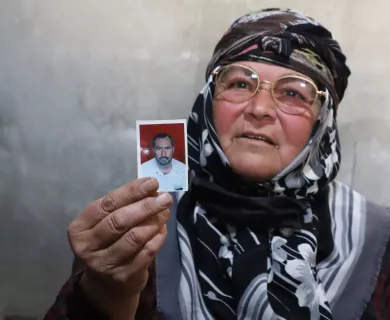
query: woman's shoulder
[
  {"left": 361, "top": 238, "right": 390, "bottom": 319},
  {"left": 329, "top": 180, "right": 390, "bottom": 217},
  {"left": 328, "top": 181, "right": 390, "bottom": 319}
]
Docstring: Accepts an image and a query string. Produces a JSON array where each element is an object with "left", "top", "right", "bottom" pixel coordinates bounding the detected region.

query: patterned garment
[
  {"left": 175, "top": 8, "right": 365, "bottom": 320},
  {"left": 42, "top": 244, "right": 390, "bottom": 319}
]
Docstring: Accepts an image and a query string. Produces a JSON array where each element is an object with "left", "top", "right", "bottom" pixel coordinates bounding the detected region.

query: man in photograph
[{"left": 140, "top": 133, "right": 187, "bottom": 191}]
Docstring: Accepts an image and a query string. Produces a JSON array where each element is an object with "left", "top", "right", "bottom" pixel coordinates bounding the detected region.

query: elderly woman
[{"left": 44, "top": 8, "right": 390, "bottom": 320}]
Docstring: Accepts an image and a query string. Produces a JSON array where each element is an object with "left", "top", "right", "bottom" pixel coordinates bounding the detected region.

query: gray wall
[{"left": 0, "top": 0, "right": 389, "bottom": 318}]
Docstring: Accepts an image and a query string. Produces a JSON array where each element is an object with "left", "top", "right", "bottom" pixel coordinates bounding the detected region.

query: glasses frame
[{"left": 211, "top": 64, "right": 327, "bottom": 115}]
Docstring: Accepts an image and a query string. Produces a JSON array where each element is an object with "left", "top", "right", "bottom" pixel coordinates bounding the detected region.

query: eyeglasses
[{"left": 211, "top": 64, "right": 326, "bottom": 115}]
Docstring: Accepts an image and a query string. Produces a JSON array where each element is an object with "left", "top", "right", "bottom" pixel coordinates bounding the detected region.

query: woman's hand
[{"left": 67, "top": 177, "right": 172, "bottom": 318}]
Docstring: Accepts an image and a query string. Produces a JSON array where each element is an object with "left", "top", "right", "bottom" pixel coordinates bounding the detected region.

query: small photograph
[{"left": 136, "top": 119, "right": 188, "bottom": 192}]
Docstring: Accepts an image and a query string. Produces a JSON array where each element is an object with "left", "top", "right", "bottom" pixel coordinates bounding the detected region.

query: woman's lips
[{"left": 238, "top": 133, "right": 275, "bottom": 145}]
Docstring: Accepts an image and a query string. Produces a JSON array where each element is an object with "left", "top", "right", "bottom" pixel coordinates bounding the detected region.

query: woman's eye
[
  {"left": 280, "top": 89, "right": 306, "bottom": 101},
  {"left": 231, "top": 81, "right": 249, "bottom": 89},
  {"left": 285, "top": 90, "right": 298, "bottom": 97}
]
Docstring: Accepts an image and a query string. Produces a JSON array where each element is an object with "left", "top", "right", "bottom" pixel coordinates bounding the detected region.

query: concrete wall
[{"left": 0, "top": 0, "right": 389, "bottom": 317}]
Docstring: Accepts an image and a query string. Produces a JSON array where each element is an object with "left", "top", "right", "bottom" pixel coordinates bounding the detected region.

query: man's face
[{"left": 153, "top": 137, "right": 174, "bottom": 166}]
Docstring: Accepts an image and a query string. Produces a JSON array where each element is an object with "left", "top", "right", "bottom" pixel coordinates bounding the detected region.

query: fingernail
[
  {"left": 140, "top": 178, "right": 158, "bottom": 193},
  {"left": 156, "top": 193, "right": 172, "bottom": 208}
]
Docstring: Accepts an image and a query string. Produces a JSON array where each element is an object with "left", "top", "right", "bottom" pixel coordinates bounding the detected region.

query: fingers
[
  {"left": 118, "top": 226, "right": 167, "bottom": 276},
  {"left": 85, "top": 225, "right": 168, "bottom": 278},
  {"left": 70, "top": 177, "right": 159, "bottom": 233},
  {"left": 84, "top": 193, "right": 172, "bottom": 249},
  {"left": 66, "top": 178, "right": 174, "bottom": 299},
  {"left": 100, "top": 211, "right": 170, "bottom": 265}
]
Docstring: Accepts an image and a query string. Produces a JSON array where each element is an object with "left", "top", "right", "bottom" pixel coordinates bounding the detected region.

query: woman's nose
[{"left": 244, "top": 83, "right": 277, "bottom": 120}]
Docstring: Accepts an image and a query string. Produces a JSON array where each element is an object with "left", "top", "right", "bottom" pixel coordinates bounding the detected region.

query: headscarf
[{"left": 176, "top": 8, "right": 351, "bottom": 320}]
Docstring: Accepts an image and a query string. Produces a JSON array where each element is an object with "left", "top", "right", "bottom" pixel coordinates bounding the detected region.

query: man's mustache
[{"left": 158, "top": 157, "right": 169, "bottom": 160}]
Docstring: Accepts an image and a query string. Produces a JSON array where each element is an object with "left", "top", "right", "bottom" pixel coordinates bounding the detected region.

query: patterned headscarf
[
  {"left": 208, "top": 8, "right": 350, "bottom": 108},
  {"left": 177, "top": 8, "right": 352, "bottom": 320}
]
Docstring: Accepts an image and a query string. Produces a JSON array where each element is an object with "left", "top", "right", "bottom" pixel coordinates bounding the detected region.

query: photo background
[{"left": 139, "top": 122, "right": 186, "bottom": 164}]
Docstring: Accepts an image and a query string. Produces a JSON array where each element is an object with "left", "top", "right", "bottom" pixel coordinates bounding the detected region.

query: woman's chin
[{"left": 228, "top": 155, "right": 284, "bottom": 182}]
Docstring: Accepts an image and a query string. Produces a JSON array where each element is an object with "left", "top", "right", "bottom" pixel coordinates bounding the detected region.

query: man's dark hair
[{"left": 152, "top": 133, "right": 174, "bottom": 148}]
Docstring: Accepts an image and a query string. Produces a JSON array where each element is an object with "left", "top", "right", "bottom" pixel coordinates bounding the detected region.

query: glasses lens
[
  {"left": 215, "top": 65, "right": 259, "bottom": 103},
  {"left": 273, "top": 77, "right": 318, "bottom": 114}
]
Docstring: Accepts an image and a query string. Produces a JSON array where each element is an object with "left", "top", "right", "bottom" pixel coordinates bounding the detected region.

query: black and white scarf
[{"left": 176, "top": 8, "right": 359, "bottom": 320}]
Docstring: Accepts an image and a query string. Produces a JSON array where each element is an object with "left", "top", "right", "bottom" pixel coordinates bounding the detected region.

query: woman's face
[{"left": 213, "top": 61, "right": 321, "bottom": 182}]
